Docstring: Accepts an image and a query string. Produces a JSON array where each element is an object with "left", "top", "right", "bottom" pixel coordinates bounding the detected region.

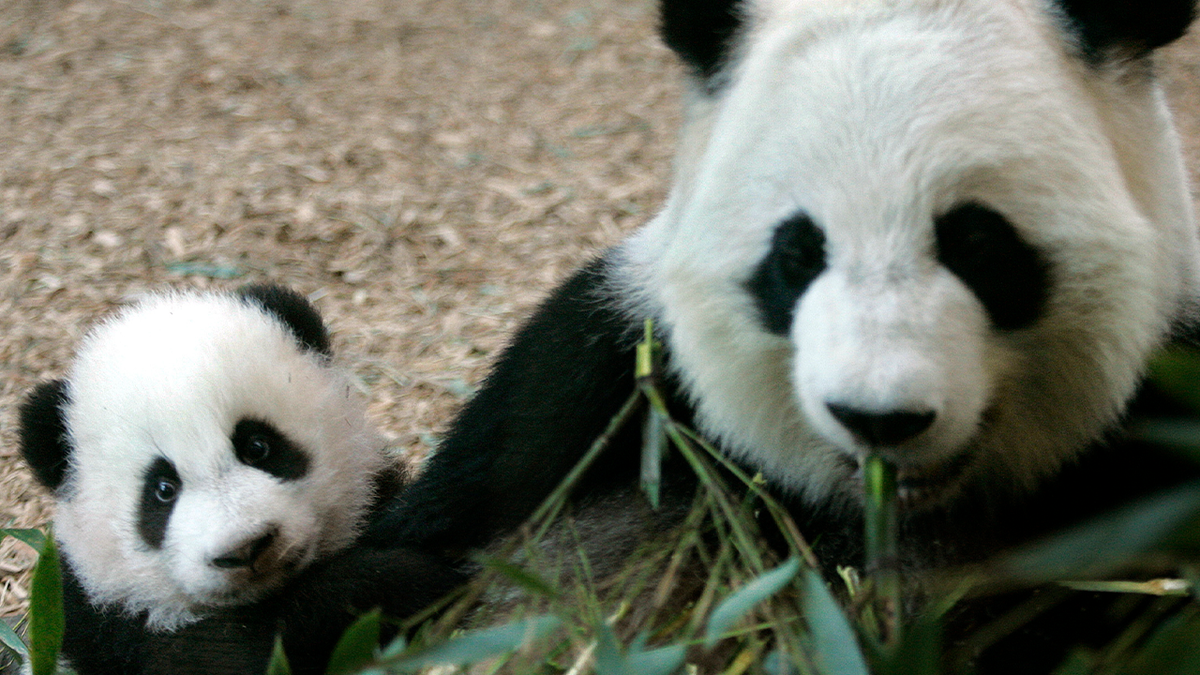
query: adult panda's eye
[
  {"left": 244, "top": 436, "right": 271, "bottom": 464},
  {"left": 745, "top": 211, "right": 828, "bottom": 335},
  {"left": 935, "top": 202, "right": 1050, "bottom": 330},
  {"left": 154, "top": 479, "right": 178, "bottom": 503}
]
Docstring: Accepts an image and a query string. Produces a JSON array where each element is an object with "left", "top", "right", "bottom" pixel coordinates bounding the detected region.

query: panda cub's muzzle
[{"left": 209, "top": 526, "right": 280, "bottom": 571}]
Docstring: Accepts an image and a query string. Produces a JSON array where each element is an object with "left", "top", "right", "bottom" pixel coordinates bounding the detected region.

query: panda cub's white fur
[
  {"left": 49, "top": 290, "right": 387, "bottom": 630},
  {"left": 618, "top": 0, "right": 1200, "bottom": 510}
]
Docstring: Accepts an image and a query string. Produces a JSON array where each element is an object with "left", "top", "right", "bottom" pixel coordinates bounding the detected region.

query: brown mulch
[{"left": 1, "top": 0, "right": 1198, "bottom": 621}]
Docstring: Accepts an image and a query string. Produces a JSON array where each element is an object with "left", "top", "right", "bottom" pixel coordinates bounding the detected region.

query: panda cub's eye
[
  {"left": 231, "top": 418, "right": 311, "bottom": 481},
  {"left": 138, "top": 457, "right": 181, "bottom": 549}
]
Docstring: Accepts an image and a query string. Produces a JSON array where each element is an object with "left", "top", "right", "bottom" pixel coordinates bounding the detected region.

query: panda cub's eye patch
[
  {"left": 138, "top": 457, "right": 180, "bottom": 549},
  {"left": 935, "top": 202, "right": 1050, "bottom": 331},
  {"left": 745, "top": 211, "right": 828, "bottom": 335},
  {"left": 231, "top": 418, "right": 310, "bottom": 481}
]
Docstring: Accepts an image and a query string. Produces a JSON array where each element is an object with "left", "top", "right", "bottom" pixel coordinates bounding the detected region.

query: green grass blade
[
  {"left": 801, "top": 568, "right": 870, "bottom": 675},
  {"left": 27, "top": 535, "right": 64, "bottom": 675},
  {"left": 324, "top": 609, "right": 381, "bottom": 675},
  {"left": 705, "top": 557, "right": 800, "bottom": 648}
]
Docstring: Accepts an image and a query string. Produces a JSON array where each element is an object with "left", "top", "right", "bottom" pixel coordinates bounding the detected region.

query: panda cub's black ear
[
  {"left": 659, "top": 0, "right": 746, "bottom": 88},
  {"left": 18, "top": 380, "right": 73, "bottom": 491},
  {"left": 1056, "top": 0, "right": 1197, "bottom": 61},
  {"left": 237, "top": 285, "right": 333, "bottom": 360}
]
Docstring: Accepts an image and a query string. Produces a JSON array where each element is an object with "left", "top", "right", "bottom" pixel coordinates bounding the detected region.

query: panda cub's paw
[{"left": 16, "top": 285, "right": 397, "bottom": 671}]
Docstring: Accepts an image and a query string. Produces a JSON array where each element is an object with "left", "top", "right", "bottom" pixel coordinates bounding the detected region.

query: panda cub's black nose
[
  {"left": 211, "top": 528, "right": 278, "bottom": 569},
  {"left": 826, "top": 404, "right": 935, "bottom": 447}
]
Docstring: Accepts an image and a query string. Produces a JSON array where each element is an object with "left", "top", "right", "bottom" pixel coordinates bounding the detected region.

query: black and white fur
[
  {"left": 26, "top": 0, "right": 1200, "bottom": 672},
  {"left": 359, "top": 0, "right": 1200, "bottom": 664},
  {"left": 16, "top": 286, "right": 407, "bottom": 670},
  {"left": 374, "top": 0, "right": 1200, "bottom": 549}
]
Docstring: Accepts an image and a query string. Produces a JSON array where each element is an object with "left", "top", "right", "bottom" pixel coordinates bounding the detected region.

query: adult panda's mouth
[
  {"left": 843, "top": 445, "right": 977, "bottom": 511},
  {"left": 892, "top": 448, "right": 977, "bottom": 509}
]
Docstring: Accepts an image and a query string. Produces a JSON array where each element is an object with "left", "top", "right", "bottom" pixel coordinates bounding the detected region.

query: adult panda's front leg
[{"left": 363, "top": 251, "right": 692, "bottom": 556}]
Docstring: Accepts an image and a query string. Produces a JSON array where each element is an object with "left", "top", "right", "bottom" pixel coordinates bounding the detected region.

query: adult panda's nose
[
  {"left": 826, "top": 403, "right": 935, "bottom": 448},
  {"left": 211, "top": 527, "right": 278, "bottom": 569}
]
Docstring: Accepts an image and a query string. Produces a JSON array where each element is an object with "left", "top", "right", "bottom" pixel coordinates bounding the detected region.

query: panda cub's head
[
  {"left": 623, "top": 0, "right": 1200, "bottom": 510},
  {"left": 18, "top": 286, "right": 389, "bottom": 631}
]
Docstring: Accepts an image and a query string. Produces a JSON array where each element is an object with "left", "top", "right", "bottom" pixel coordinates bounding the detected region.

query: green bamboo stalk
[{"left": 864, "top": 453, "right": 901, "bottom": 644}]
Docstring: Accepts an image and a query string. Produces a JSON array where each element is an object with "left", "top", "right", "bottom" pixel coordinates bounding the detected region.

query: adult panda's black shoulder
[{"left": 14, "top": 285, "right": 437, "bottom": 674}]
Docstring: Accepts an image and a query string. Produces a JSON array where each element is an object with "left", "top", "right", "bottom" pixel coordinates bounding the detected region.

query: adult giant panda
[
  {"left": 16, "top": 286, "right": 462, "bottom": 674},
  {"left": 357, "top": 0, "right": 1200, "bottom": 666},
  {"left": 372, "top": 0, "right": 1200, "bottom": 559}
]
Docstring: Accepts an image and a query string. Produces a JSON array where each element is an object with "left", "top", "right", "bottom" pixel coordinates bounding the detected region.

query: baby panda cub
[{"left": 17, "top": 285, "right": 395, "bottom": 672}]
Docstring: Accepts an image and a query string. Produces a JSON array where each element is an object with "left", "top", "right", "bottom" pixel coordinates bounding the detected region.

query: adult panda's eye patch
[
  {"left": 138, "top": 457, "right": 180, "bottom": 549},
  {"left": 231, "top": 418, "right": 310, "bottom": 481},
  {"left": 935, "top": 202, "right": 1050, "bottom": 330},
  {"left": 746, "top": 211, "right": 828, "bottom": 335}
]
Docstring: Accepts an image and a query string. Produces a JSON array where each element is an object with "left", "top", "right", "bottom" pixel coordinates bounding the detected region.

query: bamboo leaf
[
  {"left": 0, "top": 528, "right": 46, "bottom": 552},
  {"left": 0, "top": 618, "right": 28, "bottom": 660},
  {"left": 872, "top": 610, "right": 941, "bottom": 675},
  {"left": 387, "top": 615, "right": 559, "bottom": 670},
  {"left": 378, "top": 632, "right": 407, "bottom": 660},
  {"left": 27, "top": 535, "right": 63, "bottom": 675},
  {"left": 478, "top": 557, "right": 560, "bottom": 600},
  {"left": 1130, "top": 418, "right": 1200, "bottom": 463},
  {"left": 1121, "top": 609, "right": 1200, "bottom": 674},
  {"left": 990, "top": 481, "right": 1200, "bottom": 584},
  {"left": 1147, "top": 348, "right": 1200, "bottom": 414},
  {"left": 705, "top": 557, "right": 800, "bottom": 647},
  {"left": 594, "top": 626, "right": 685, "bottom": 675},
  {"left": 325, "top": 609, "right": 381, "bottom": 675},
  {"left": 266, "top": 634, "right": 293, "bottom": 675},
  {"left": 801, "top": 568, "right": 870, "bottom": 675}
]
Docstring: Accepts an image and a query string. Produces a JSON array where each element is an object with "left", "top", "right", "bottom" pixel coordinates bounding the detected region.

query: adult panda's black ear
[
  {"left": 237, "top": 285, "right": 333, "bottom": 360},
  {"left": 18, "top": 380, "right": 73, "bottom": 491},
  {"left": 1056, "top": 0, "right": 1197, "bottom": 62},
  {"left": 660, "top": 0, "right": 746, "bottom": 87}
]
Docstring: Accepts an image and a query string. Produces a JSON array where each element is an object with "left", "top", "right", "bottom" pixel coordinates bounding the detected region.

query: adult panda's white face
[
  {"left": 623, "top": 0, "right": 1200, "bottom": 510},
  {"left": 19, "top": 288, "right": 388, "bottom": 631}
]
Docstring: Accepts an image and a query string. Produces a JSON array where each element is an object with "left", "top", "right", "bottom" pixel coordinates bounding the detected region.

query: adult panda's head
[
  {"left": 621, "top": 0, "right": 1200, "bottom": 511},
  {"left": 18, "top": 286, "right": 389, "bottom": 630}
]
